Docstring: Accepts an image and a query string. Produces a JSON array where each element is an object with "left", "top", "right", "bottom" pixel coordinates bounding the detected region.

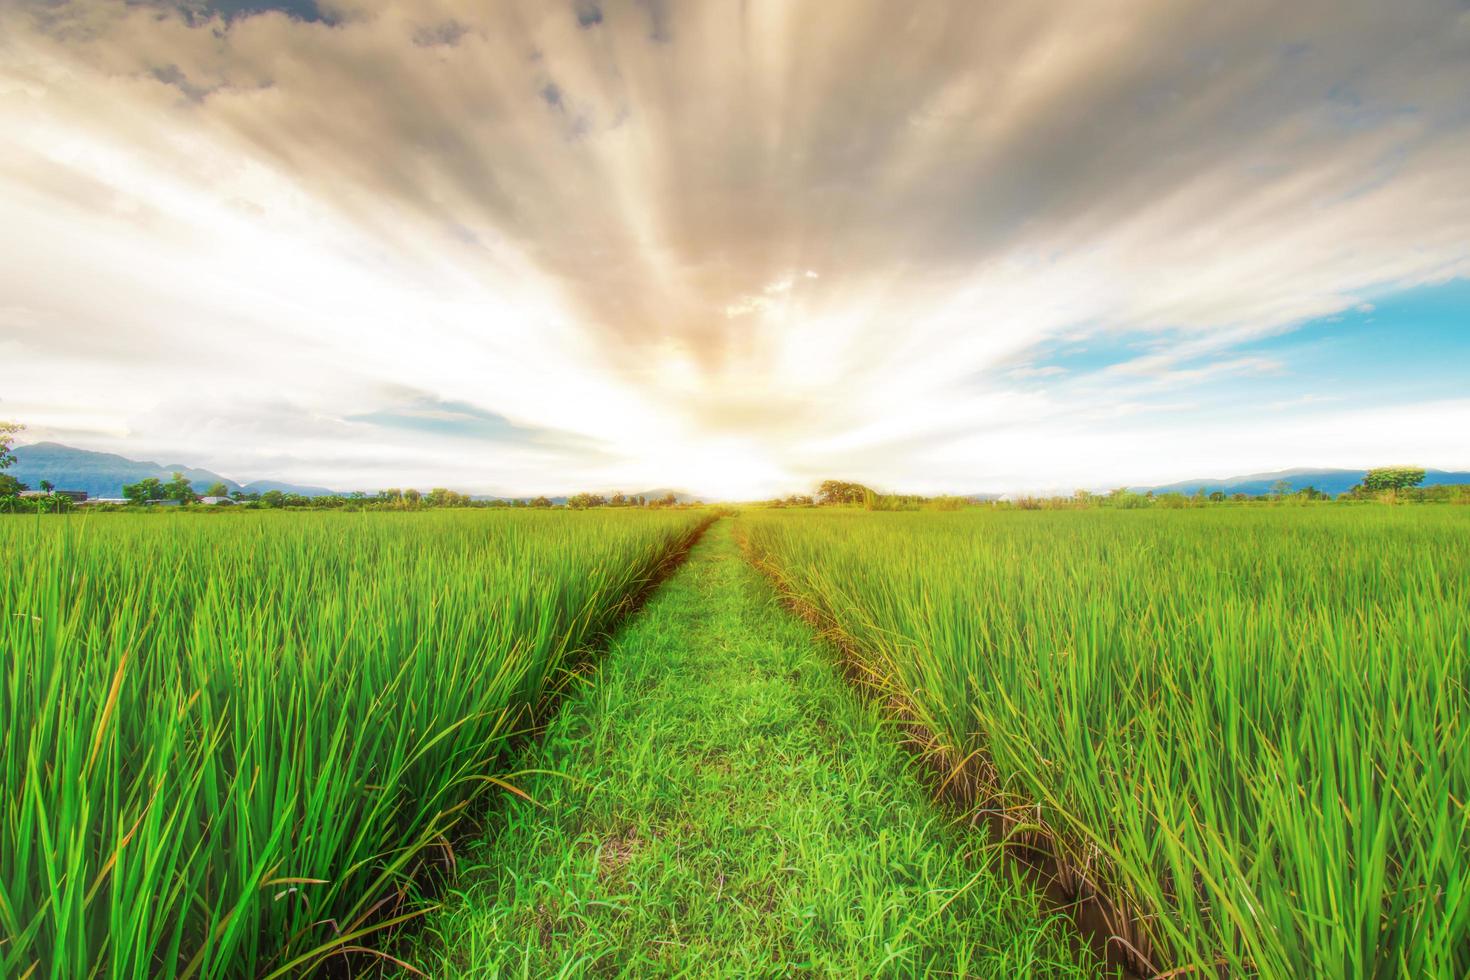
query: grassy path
[{"left": 402, "top": 520, "right": 1094, "bottom": 978}]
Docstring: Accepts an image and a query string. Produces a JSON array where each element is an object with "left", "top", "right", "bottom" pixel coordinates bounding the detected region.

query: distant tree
[
  {"left": 660, "top": 491, "right": 677, "bottom": 507},
  {"left": 568, "top": 492, "right": 608, "bottom": 510},
  {"left": 816, "top": 480, "right": 872, "bottom": 506},
  {"left": 1208, "top": 491, "right": 1226, "bottom": 503},
  {"left": 260, "top": 489, "right": 286, "bottom": 508},
  {"left": 1269, "top": 479, "right": 1293, "bottom": 499},
  {"left": 0, "top": 422, "right": 22, "bottom": 498},
  {"left": 610, "top": 492, "right": 627, "bottom": 507},
  {"left": 164, "top": 472, "right": 198, "bottom": 504},
  {"left": 530, "top": 496, "right": 552, "bottom": 508},
  {"left": 1363, "top": 467, "right": 1426, "bottom": 493},
  {"left": 403, "top": 488, "right": 421, "bottom": 506},
  {"left": 0, "top": 420, "right": 20, "bottom": 472},
  {"left": 205, "top": 481, "right": 229, "bottom": 498},
  {"left": 123, "top": 477, "right": 165, "bottom": 505},
  {"left": 39, "top": 479, "right": 54, "bottom": 494}
]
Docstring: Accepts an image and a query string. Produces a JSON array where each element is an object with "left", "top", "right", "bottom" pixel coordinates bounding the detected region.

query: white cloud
[
  {"left": 1007, "top": 365, "right": 1068, "bottom": 380},
  {"left": 0, "top": 0, "right": 1467, "bottom": 496}
]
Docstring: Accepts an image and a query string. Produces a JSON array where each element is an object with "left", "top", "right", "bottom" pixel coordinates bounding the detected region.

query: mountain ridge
[
  {"left": 9, "top": 442, "right": 340, "bottom": 498},
  {"left": 8, "top": 442, "right": 706, "bottom": 503},
  {"left": 12, "top": 442, "right": 1467, "bottom": 502},
  {"left": 1129, "top": 467, "right": 1470, "bottom": 497}
]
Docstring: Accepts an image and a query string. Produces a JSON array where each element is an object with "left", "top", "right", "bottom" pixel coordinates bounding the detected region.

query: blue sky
[
  {"left": 1, "top": 1, "right": 1467, "bottom": 496},
  {"left": 1010, "top": 279, "right": 1470, "bottom": 427},
  {"left": 1238, "top": 280, "right": 1470, "bottom": 406}
]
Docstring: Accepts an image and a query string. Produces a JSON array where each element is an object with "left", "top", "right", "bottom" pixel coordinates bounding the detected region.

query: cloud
[
  {"left": 1, "top": 0, "right": 1468, "bottom": 495},
  {"left": 575, "top": 1, "right": 603, "bottom": 29},
  {"left": 1007, "top": 365, "right": 1067, "bottom": 380},
  {"left": 346, "top": 394, "right": 601, "bottom": 453}
]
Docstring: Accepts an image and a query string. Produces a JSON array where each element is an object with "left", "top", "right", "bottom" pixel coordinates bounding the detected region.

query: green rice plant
[
  {"left": 738, "top": 507, "right": 1470, "bottom": 978},
  {"left": 0, "top": 508, "right": 706, "bottom": 978}
]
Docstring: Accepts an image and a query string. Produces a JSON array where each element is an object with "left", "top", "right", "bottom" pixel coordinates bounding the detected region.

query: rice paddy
[
  {"left": 0, "top": 509, "right": 707, "bottom": 978},
  {"left": 4, "top": 504, "right": 1466, "bottom": 978},
  {"left": 738, "top": 506, "right": 1470, "bottom": 978}
]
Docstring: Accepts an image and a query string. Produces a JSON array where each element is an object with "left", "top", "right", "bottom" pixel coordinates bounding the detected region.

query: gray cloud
[{"left": 574, "top": 1, "right": 602, "bottom": 30}]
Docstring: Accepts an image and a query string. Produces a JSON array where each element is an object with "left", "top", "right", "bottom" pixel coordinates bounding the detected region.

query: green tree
[
  {"left": 1208, "top": 491, "right": 1226, "bottom": 503},
  {"left": 164, "top": 472, "right": 198, "bottom": 504},
  {"left": 39, "top": 480, "right": 54, "bottom": 494},
  {"left": 530, "top": 496, "right": 552, "bottom": 508},
  {"left": 1363, "top": 467, "right": 1425, "bottom": 493},
  {"left": 1269, "top": 479, "right": 1293, "bottom": 499},
  {"left": 123, "top": 477, "right": 165, "bottom": 504},
  {"left": 568, "top": 492, "right": 607, "bottom": 510},
  {"left": 0, "top": 421, "right": 23, "bottom": 497},
  {"left": 816, "top": 480, "right": 872, "bottom": 506},
  {"left": 205, "top": 481, "right": 229, "bottom": 498},
  {"left": 0, "top": 420, "right": 20, "bottom": 472}
]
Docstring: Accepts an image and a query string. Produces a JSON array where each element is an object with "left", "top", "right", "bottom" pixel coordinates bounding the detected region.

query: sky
[{"left": 1, "top": 0, "right": 1468, "bottom": 498}]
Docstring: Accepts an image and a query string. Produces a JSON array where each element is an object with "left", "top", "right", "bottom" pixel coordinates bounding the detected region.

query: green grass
[
  {"left": 0, "top": 508, "right": 706, "bottom": 979},
  {"left": 402, "top": 520, "right": 1095, "bottom": 978},
  {"left": 739, "top": 506, "right": 1470, "bottom": 978}
]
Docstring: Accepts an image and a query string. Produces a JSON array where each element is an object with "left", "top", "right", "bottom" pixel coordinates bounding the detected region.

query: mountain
[
  {"left": 9, "top": 442, "right": 340, "bottom": 498},
  {"left": 630, "top": 488, "right": 703, "bottom": 503},
  {"left": 1131, "top": 467, "right": 1470, "bottom": 498}
]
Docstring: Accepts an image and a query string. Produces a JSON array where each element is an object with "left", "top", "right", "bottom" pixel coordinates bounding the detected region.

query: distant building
[
  {"left": 79, "top": 498, "right": 128, "bottom": 506},
  {"left": 56, "top": 489, "right": 87, "bottom": 502},
  {"left": 198, "top": 496, "right": 235, "bottom": 506},
  {"left": 146, "top": 499, "right": 182, "bottom": 506}
]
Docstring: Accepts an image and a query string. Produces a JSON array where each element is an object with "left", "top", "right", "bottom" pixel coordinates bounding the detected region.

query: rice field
[
  {"left": 0, "top": 509, "right": 707, "bottom": 978},
  {"left": 738, "top": 506, "right": 1470, "bottom": 978}
]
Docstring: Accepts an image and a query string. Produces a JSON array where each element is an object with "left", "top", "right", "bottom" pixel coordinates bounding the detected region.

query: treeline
[
  {"left": 99, "top": 479, "right": 694, "bottom": 511},
  {"left": 767, "top": 470, "right": 1470, "bottom": 512},
  {"left": 765, "top": 481, "right": 971, "bottom": 511},
  {"left": 565, "top": 491, "right": 685, "bottom": 509}
]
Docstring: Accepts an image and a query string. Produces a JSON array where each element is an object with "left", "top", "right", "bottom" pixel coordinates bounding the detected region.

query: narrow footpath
[{"left": 402, "top": 520, "right": 1095, "bottom": 978}]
